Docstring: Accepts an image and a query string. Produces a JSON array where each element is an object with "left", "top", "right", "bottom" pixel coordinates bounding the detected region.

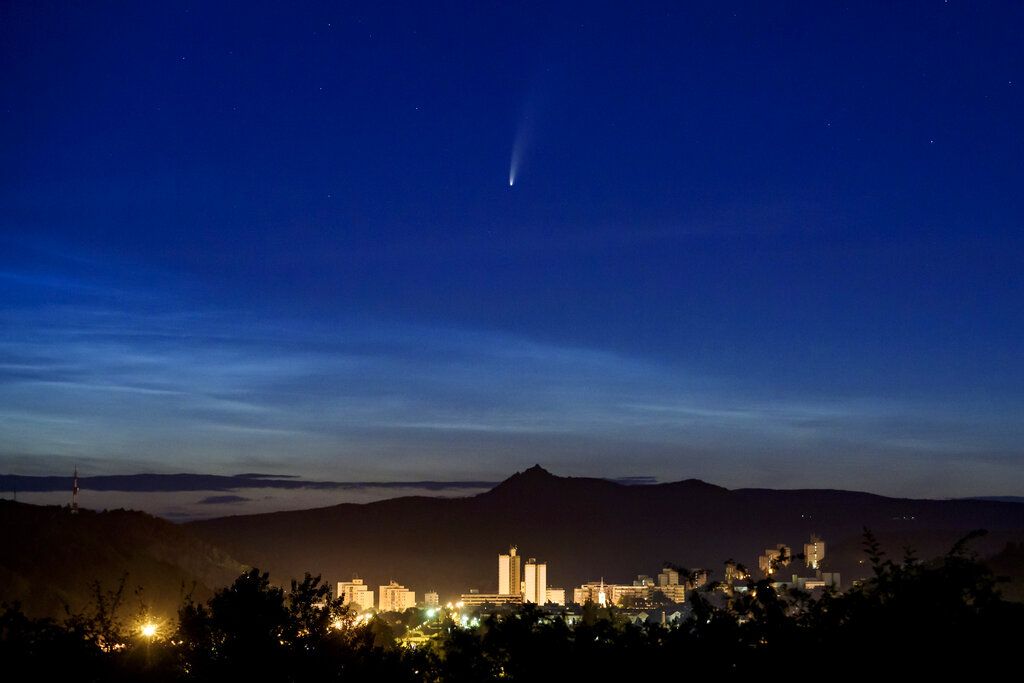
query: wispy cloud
[
  {"left": 197, "top": 495, "right": 250, "bottom": 505},
  {"left": 0, "top": 250, "right": 1021, "bottom": 496},
  {"left": 0, "top": 473, "right": 498, "bottom": 494}
]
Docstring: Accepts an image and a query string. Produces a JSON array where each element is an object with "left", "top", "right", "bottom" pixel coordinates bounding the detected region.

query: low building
[
  {"left": 775, "top": 572, "right": 841, "bottom": 592},
  {"left": 820, "top": 572, "right": 840, "bottom": 589},
  {"left": 546, "top": 587, "right": 566, "bottom": 606},
  {"left": 611, "top": 584, "right": 651, "bottom": 605},
  {"left": 573, "top": 582, "right": 606, "bottom": 606},
  {"left": 573, "top": 581, "right": 651, "bottom": 606},
  {"left": 656, "top": 584, "right": 686, "bottom": 603},
  {"left": 458, "top": 592, "right": 523, "bottom": 607}
]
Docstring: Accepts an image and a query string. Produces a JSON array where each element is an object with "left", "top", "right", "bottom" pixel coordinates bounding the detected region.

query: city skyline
[{"left": 328, "top": 534, "right": 829, "bottom": 612}]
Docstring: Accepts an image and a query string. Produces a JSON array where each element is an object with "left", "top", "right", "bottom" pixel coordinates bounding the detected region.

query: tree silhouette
[{"left": 2, "top": 532, "right": 1022, "bottom": 680}]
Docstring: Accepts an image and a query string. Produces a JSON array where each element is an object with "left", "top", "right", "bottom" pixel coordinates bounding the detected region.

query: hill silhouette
[
  {"left": 0, "top": 500, "right": 244, "bottom": 618},
  {"left": 188, "top": 465, "right": 1024, "bottom": 601}
]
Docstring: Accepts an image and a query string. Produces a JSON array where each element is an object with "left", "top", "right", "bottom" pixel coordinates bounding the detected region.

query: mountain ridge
[
  {"left": 0, "top": 500, "right": 245, "bottom": 619},
  {"left": 187, "top": 466, "right": 1024, "bottom": 601}
]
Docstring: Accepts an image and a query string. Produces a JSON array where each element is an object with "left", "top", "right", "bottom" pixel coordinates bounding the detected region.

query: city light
[{"left": 140, "top": 622, "right": 158, "bottom": 639}]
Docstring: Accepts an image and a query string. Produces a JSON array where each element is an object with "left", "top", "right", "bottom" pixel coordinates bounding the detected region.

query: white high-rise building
[
  {"left": 337, "top": 578, "right": 374, "bottom": 612},
  {"left": 378, "top": 581, "right": 416, "bottom": 612},
  {"left": 523, "top": 558, "right": 548, "bottom": 604},
  {"left": 804, "top": 535, "right": 826, "bottom": 569},
  {"left": 498, "top": 546, "right": 521, "bottom": 595}
]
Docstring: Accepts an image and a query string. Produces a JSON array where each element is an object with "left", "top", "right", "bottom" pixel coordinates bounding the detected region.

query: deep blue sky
[{"left": 1, "top": 1, "right": 1022, "bottom": 497}]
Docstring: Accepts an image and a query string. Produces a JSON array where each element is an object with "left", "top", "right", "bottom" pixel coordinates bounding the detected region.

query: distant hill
[
  {"left": 188, "top": 465, "right": 1024, "bottom": 602},
  {"left": 0, "top": 500, "right": 244, "bottom": 619},
  {"left": 968, "top": 496, "right": 1024, "bottom": 504}
]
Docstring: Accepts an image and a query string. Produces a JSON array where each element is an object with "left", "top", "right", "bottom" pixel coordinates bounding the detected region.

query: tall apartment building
[
  {"left": 654, "top": 566, "right": 686, "bottom": 602},
  {"left": 423, "top": 591, "right": 440, "bottom": 608},
  {"left": 687, "top": 568, "right": 711, "bottom": 589},
  {"left": 378, "top": 581, "right": 416, "bottom": 612},
  {"left": 498, "top": 546, "right": 522, "bottom": 595},
  {"left": 634, "top": 575, "right": 655, "bottom": 587},
  {"left": 758, "top": 544, "right": 793, "bottom": 576},
  {"left": 804, "top": 535, "right": 826, "bottom": 569},
  {"left": 523, "top": 558, "right": 548, "bottom": 604},
  {"left": 337, "top": 578, "right": 374, "bottom": 612},
  {"left": 724, "top": 561, "right": 749, "bottom": 584},
  {"left": 657, "top": 567, "right": 680, "bottom": 587}
]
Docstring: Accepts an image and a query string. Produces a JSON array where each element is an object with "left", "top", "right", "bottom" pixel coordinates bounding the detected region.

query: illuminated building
[
  {"left": 498, "top": 546, "right": 521, "bottom": 596},
  {"left": 688, "top": 569, "right": 711, "bottom": 589},
  {"left": 724, "top": 561, "right": 749, "bottom": 584},
  {"left": 573, "top": 583, "right": 595, "bottom": 605},
  {"left": 423, "top": 591, "right": 439, "bottom": 607},
  {"left": 610, "top": 583, "right": 648, "bottom": 605},
  {"left": 458, "top": 592, "right": 523, "bottom": 607},
  {"left": 776, "top": 572, "right": 840, "bottom": 591},
  {"left": 657, "top": 567, "right": 679, "bottom": 587},
  {"left": 378, "top": 581, "right": 416, "bottom": 612},
  {"left": 657, "top": 584, "right": 686, "bottom": 603},
  {"left": 523, "top": 558, "right": 548, "bottom": 604},
  {"left": 573, "top": 580, "right": 649, "bottom": 606},
  {"left": 337, "top": 578, "right": 374, "bottom": 612},
  {"left": 758, "top": 544, "right": 793, "bottom": 576},
  {"left": 804, "top": 535, "right": 826, "bottom": 569},
  {"left": 820, "top": 572, "right": 840, "bottom": 589},
  {"left": 546, "top": 587, "right": 566, "bottom": 605},
  {"left": 652, "top": 566, "right": 686, "bottom": 602}
]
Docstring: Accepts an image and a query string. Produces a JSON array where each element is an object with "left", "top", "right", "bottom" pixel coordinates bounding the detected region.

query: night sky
[{"left": 2, "top": 2, "right": 1022, "bottom": 497}]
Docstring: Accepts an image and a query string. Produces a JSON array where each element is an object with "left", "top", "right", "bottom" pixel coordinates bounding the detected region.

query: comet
[{"left": 508, "top": 111, "right": 533, "bottom": 188}]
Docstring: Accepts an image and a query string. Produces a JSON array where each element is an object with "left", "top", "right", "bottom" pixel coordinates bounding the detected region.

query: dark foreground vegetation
[{"left": 2, "top": 532, "right": 1019, "bottom": 681}]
